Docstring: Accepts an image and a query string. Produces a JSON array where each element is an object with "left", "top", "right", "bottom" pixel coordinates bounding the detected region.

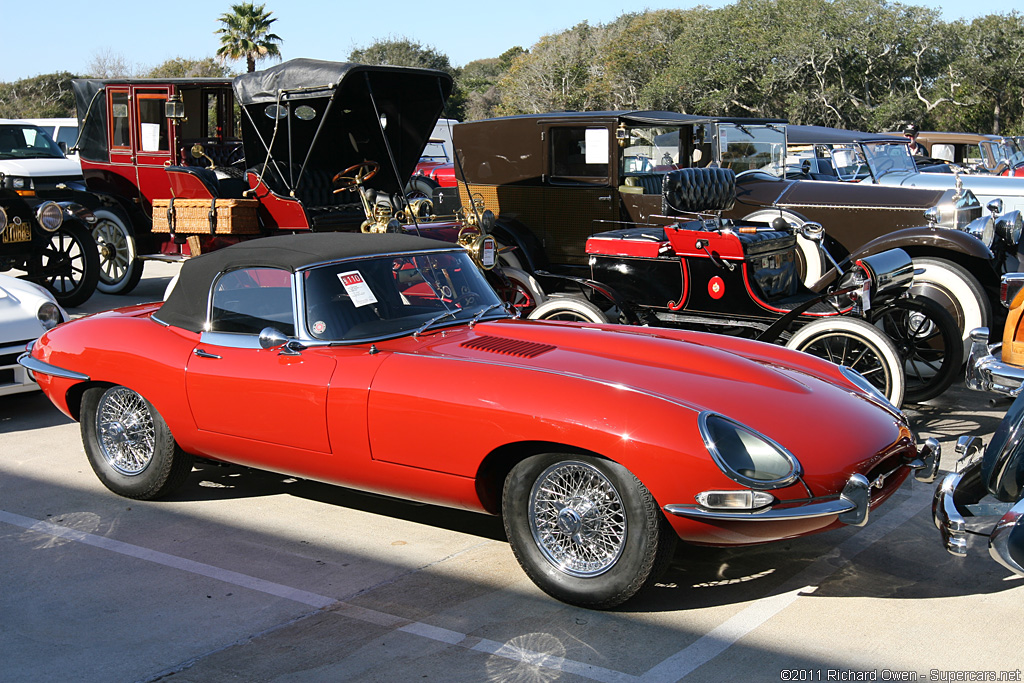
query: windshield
[
  {"left": 715, "top": 123, "right": 787, "bottom": 176},
  {"left": 302, "top": 250, "right": 506, "bottom": 341},
  {"left": 619, "top": 125, "right": 685, "bottom": 173},
  {"left": 858, "top": 142, "right": 918, "bottom": 180},
  {"left": 983, "top": 138, "right": 1024, "bottom": 170},
  {"left": 0, "top": 124, "right": 65, "bottom": 159},
  {"left": 419, "top": 140, "right": 449, "bottom": 162}
]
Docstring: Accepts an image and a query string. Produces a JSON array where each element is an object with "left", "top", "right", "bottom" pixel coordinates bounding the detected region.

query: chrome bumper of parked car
[
  {"left": 17, "top": 345, "right": 90, "bottom": 382},
  {"left": 666, "top": 438, "right": 940, "bottom": 527},
  {"left": 965, "top": 328, "right": 1024, "bottom": 397},
  {"left": 932, "top": 438, "right": 1024, "bottom": 576}
]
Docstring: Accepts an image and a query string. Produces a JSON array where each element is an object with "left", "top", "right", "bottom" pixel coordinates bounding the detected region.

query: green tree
[
  {"left": 0, "top": 72, "right": 79, "bottom": 118},
  {"left": 349, "top": 38, "right": 464, "bottom": 119},
  {"left": 215, "top": 2, "right": 283, "bottom": 73},
  {"left": 147, "top": 57, "right": 233, "bottom": 78}
]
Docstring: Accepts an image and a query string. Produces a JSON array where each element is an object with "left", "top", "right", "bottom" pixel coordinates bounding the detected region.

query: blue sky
[{"left": 2, "top": 0, "right": 1020, "bottom": 83}]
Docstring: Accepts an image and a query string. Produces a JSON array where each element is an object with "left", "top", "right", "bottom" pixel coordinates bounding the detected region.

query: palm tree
[{"left": 215, "top": 3, "right": 283, "bottom": 73}]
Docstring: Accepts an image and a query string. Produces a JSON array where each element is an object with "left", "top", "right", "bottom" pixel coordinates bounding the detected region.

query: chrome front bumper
[
  {"left": 666, "top": 439, "right": 940, "bottom": 528},
  {"left": 932, "top": 438, "right": 1024, "bottom": 576},
  {"left": 965, "top": 327, "right": 1024, "bottom": 396}
]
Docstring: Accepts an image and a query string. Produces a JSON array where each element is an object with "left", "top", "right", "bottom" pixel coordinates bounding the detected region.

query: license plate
[{"left": 2, "top": 222, "right": 31, "bottom": 243}]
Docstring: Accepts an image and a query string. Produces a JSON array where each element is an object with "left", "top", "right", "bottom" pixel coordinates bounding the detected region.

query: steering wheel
[{"left": 332, "top": 161, "right": 380, "bottom": 193}]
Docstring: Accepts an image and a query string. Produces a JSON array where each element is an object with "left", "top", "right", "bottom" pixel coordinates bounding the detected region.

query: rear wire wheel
[{"left": 785, "top": 317, "right": 905, "bottom": 407}]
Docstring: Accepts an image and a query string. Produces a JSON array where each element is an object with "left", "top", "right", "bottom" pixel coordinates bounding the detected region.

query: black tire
[
  {"left": 502, "top": 454, "right": 677, "bottom": 609},
  {"left": 93, "top": 207, "right": 144, "bottom": 295},
  {"left": 27, "top": 220, "right": 100, "bottom": 308},
  {"left": 80, "top": 385, "right": 194, "bottom": 500},
  {"left": 909, "top": 257, "right": 991, "bottom": 358},
  {"left": 786, "top": 317, "right": 906, "bottom": 407},
  {"left": 404, "top": 175, "right": 440, "bottom": 200},
  {"left": 528, "top": 297, "right": 608, "bottom": 323},
  {"left": 872, "top": 296, "right": 962, "bottom": 403}
]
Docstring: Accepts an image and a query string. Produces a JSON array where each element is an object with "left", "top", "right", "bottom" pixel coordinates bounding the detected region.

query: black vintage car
[
  {"left": 0, "top": 188, "right": 99, "bottom": 308},
  {"left": 934, "top": 391, "right": 1024, "bottom": 576}
]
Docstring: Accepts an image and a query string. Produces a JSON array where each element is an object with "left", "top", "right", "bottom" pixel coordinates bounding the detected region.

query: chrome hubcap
[
  {"left": 96, "top": 387, "right": 156, "bottom": 475},
  {"left": 529, "top": 461, "right": 626, "bottom": 577}
]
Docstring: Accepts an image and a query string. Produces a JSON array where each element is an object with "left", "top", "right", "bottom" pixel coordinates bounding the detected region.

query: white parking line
[{"left": 1, "top": 483, "right": 931, "bottom": 683}]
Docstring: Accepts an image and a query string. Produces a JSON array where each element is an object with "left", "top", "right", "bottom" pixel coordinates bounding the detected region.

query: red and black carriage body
[{"left": 71, "top": 60, "right": 458, "bottom": 263}]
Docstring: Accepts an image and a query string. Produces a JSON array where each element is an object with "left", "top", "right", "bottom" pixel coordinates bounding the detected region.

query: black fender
[
  {"left": 845, "top": 226, "right": 993, "bottom": 268},
  {"left": 491, "top": 217, "right": 550, "bottom": 272},
  {"left": 531, "top": 271, "right": 642, "bottom": 325}
]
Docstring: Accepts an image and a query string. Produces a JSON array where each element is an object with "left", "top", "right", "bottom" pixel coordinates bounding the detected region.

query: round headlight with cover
[
  {"left": 0, "top": 205, "right": 7, "bottom": 237},
  {"left": 698, "top": 413, "right": 801, "bottom": 489},
  {"left": 35, "top": 201, "right": 64, "bottom": 233},
  {"left": 964, "top": 214, "right": 995, "bottom": 249},
  {"left": 996, "top": 210, "right": 1023, "bottom": 248}
]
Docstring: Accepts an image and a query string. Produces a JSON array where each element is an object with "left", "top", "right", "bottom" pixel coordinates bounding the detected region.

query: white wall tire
[
  {"left": 908, "top": 257, "right": 990, "bottom": 359},
  {"left": 92, "top": 208, "right": 144, "bottom": 295},
  {"left": 528, "top": 297, "right": 608, "bottom": 323},
  {"left": 786, "top": 317, "right": 906, "bottom": 407}
]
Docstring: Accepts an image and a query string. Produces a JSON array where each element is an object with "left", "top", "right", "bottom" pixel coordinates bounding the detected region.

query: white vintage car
[{"left": 0, "top": 273, "right": 67, "bottom": 395}]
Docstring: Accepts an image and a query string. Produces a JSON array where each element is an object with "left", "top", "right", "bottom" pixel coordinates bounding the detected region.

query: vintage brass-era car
[
  {"left": 20, "top": 232, "right": 941, "bottom": 608},
  {"left": 71, "top": 60, "right": 458, "bottom": 290},
  {"left": 453, "top": 113, "right": 1003, "bottom": 356}
]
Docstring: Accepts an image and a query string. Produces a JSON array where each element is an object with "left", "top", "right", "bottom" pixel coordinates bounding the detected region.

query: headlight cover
[
  {"left": 0, "top": 205, "right": 7, "bottom": 236},
  {"left": 35, "top": 201, "right": 64, "bottom": 232},
  {"left": 964, "top": 214, "right": 995, "bottom": 249},
  {"left": 37, "top": 302, "right": 63, "bottom": 330},
  {"left": 698, "top": 412, "right": 801, "bottom": 489},
  {"left": 996, "top": 210, "right": 1023, "bottom": 247}
]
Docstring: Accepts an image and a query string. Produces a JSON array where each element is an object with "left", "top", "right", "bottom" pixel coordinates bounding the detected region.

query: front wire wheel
[
  {"left": 872, "top": 296, "right": 962, "bottom": 403},
  {"left": 80, "top": 385, "right": 194, "bottom": 500},
  {"left": 503, "top": 454, "right": 676, "bottom": 608},
  {"left": 785, "top": 317, "right": 906, "bottom": 407}
]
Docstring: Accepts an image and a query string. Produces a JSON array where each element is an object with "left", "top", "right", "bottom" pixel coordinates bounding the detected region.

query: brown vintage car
[{"left": 454, "top": 112, "right": 1001, "bottom": 350}]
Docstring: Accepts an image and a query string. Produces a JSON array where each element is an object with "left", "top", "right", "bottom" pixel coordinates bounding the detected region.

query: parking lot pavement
[{"left": 2, "top": 264, "right": 1022, "bottom": 682}]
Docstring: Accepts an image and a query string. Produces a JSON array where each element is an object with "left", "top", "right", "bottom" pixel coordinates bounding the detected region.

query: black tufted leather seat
[
  {"left": 621, "top": 173, "right": 665, "bottom": 195},
  {"left": 661, "top": 167, "right": 737, "bottom": 214}
]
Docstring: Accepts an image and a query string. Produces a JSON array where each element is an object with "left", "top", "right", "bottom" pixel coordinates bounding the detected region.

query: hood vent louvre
[{"left": 461, "top": 335, "right": 556, "bottom": 359}]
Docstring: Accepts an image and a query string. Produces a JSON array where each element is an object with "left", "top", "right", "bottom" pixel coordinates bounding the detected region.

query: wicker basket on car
[{"left": 152, "top": 198, "right": 260, "bottom": 235}]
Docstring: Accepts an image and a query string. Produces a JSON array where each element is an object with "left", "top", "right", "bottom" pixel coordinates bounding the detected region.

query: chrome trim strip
[
  {"left": 17, "top": 352, "right": 90, "bottom": 381},
  {"left": 664, "top": 474, "right": 869, "bottom": 523}
]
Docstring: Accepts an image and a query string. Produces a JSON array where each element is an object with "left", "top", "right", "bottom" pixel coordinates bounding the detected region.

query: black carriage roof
[
  {"left": 234, "top": 59, "right": 454, "bottom": 195},
  {"left": 155, "top": 233, "right": 455, "bottom": 333},
  {"left": 786, "top": 125, "right": 906, "bottom": 145},
  {"left": 232, "top": 58, "right": 452, "bottom": 104},
  {"left": 460, "top": 110, "right": 787, "bottom": 127}
]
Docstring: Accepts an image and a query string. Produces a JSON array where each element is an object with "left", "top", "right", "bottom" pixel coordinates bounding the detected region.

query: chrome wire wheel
[
  {"left": 528, "top": 460, "right": 627, "bottom": 577},
  {"left": 95, "top": 387, "right": 156, "bottom": 476}
]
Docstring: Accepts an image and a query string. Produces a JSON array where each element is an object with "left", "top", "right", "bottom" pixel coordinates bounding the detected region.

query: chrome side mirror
[
  {"left": 259, "top": 327, "right": 304, "bottom": 355},
  {"left": 988, "top": 198, "right": 1005, "bottom": 216}
]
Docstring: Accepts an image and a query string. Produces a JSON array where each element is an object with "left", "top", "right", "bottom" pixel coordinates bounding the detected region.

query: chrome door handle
[
  {"left": 193, "top": 348, "right": 222, "bottom": 359},
  {"left": 598, "top": 195, "right": 612, "bottom": 201}
]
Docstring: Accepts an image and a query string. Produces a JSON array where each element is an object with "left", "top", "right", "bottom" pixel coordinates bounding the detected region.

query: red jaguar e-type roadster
[{"left": 20, "top": 233, "right": 939, "bottom": 608}]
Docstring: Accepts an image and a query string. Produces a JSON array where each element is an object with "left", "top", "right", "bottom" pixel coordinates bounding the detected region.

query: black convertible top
[
  {"left": 155, "top": 233, "right": 455, "bottom": 332},
  {"left": 787, "top": 125, "right": 906, "bottom": 145}
]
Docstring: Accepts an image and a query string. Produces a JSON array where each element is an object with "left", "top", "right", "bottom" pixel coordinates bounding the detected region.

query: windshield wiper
[
  {"left": 413, "top": 309, "right": 458, "bottom": 337},
  {"left": 469, "top": 303, "right": 506, "bottom": 327}
]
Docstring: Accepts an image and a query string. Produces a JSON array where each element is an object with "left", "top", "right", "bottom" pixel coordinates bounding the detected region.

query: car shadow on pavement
[
  {"left": 175, "top": 459, "right": 508, "bottom": 542},
  {"left": 0, "top": 392, "right": 75, "bottom": 434}
]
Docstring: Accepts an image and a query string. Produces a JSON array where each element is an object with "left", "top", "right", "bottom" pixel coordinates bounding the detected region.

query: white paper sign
[
  {"left": 338, "top": 271, "right": 378, "bottom": 307},
  {"left": 585, "top": 128, "right": 609, "bottom": 165}
]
